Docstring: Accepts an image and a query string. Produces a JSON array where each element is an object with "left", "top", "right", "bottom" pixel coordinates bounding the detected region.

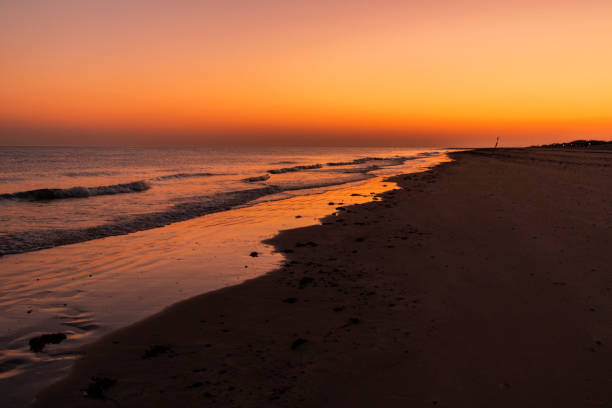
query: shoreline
[
  {"left": 1, "top": 170, "right": 427, "bottom": 407},
  {"left": 0, "top": 148, "right": 442, "bottom": 257},
  {"left": 35, "top": 148, "right": 612, "bottom": 407}
]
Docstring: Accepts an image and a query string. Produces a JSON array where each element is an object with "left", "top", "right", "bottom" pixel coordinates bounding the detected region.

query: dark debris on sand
[
  {"left": 290, "top": 338, "right": 308, "bottom": 350},
  {"left": 29, "top": 333, "right": 67, "bottom": 352}
]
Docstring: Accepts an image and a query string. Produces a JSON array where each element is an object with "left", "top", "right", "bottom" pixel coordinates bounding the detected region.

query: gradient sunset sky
[{"left": 1, "top": 0, "right": 611, "bottom": 146}]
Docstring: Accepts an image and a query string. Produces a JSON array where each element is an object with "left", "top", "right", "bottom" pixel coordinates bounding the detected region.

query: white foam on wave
[
  {"left": 0, "top": 181, "right": 151, "bottom": 202},
  {"left": 242, "top": 174, "right": 271, "bottom": 183},
  {"left": 0, "top": 173, "right": 373, "bottom": 256}
]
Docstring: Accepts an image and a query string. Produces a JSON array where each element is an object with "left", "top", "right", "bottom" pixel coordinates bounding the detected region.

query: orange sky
[{"left": 1, "top": 0, "right": 611, "bottom": 146}]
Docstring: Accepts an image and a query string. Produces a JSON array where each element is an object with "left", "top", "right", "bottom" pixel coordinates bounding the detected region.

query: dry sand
[{"left": 35, "top": 148, "right": 612, "bottom": 407}]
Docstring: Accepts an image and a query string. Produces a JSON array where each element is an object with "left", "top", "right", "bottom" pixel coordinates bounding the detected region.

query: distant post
[{"left": 494, "top": 137, "right": 499, "bottom": 150}]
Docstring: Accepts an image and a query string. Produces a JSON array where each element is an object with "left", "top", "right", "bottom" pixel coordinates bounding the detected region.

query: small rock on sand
[
  {"left": 83, "top": 377, "right": 117, "bottom": 399},
  {"left": 291, "top": 338, "right": 307, "bottom": 350},
  {"left": 29, "top": 333, "right": 67, "bottom": 352}
]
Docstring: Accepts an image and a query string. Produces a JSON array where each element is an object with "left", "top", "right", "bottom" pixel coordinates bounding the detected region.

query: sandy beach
[{"left": 34, "top": 148, "right": 612, "bottom": 407}]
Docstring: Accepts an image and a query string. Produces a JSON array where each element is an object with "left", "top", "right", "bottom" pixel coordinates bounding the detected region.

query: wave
[
  {"left": 275, "top": 173, "right": 372, "bottom": 193},
  {"left": 268, "top": 164, "right": 323, "bottom": 174},
  {"left": 0, "top": 186, "right": 280, "bottom": 255},
  {"left": 0, "top": 151, "right": 444, "bottom": 255},
  {"left": 242, "top": 174, "right": 270, "bottom": 183},
  {"left": 326, "top": 156, "right": 403, "bottom": 166},
  {"left": 0, "top": 181, "right": 150, "bottom": 202},
  {"left": 153, "top": 172, "right": 216, "bottom": 181},
  {"left": 326, "top": 160, "right": 355, "bottom": 166},
  {"left": 0, "top": 174, "right": 374, "bottom": 256}
]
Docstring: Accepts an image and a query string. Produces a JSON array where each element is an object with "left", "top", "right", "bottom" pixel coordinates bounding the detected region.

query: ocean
[
  {"left": 0, "top": 146, "right": 450, "bottom": 406},
  {"left": 0, "top": 146, "right": 446, "bottom": 256}
]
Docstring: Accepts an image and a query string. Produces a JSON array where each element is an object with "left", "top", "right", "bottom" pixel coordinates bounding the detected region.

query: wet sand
[{"left": 35, "top": 148, "right": 612, "bottom": 407}]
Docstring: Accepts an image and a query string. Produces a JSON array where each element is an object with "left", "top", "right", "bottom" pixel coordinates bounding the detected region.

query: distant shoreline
[{"left": 36, "top": 147, "right": 612, "bottom": 407}]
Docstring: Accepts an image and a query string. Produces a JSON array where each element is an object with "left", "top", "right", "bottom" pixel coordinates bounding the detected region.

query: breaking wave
[
  {"left": 268, "top": 164, "right": 323, "bottom": 174},
  {"left": 242, "top": 174, "right": 270, "bottom": 182},
  {"left": 266, "top": 155, "right": 426, "bottom": 175},
  {"left": 327, "top": 157, "right": 385, "bottom": 166},
  {"left": 326, "top": 156, "right": 411, "bottom": 167},
  {"left": 0, "top": 181, "right": 151, "bottom": 202},
  {"left": 0, "top": 175, "right": 373, "bottom": 256},
  {"left": 0, "top": 150, "right": 444, "bottom": 256},
  {"left": 0, "top": 186, "right": 276, "bottom": 255}
]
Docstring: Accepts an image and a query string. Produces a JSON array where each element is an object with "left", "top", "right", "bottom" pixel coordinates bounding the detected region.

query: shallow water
[
  {"left": 0, "top": 147, "right": 450, "bottom": 406},
  {"left": 0, "top": 147, "right": 442, "bottom": 255}
]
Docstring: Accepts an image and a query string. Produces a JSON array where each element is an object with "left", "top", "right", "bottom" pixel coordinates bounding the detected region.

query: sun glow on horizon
[{"left": 1, "top": 0, "right": 611, "bottom": 146}]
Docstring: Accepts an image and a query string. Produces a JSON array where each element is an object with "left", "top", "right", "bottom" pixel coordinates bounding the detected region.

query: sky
[{"left": 1, "top": 0, "right": 611, "bottom": 147}]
